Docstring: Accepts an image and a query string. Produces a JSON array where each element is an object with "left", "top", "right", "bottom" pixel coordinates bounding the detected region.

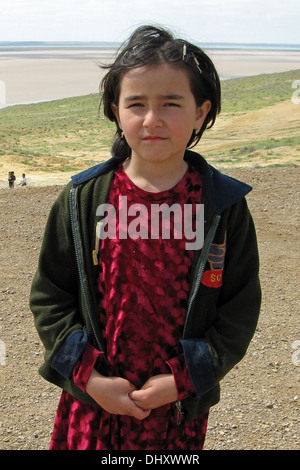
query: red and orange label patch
[
  {"left": 201, "top": 234, "right": 226, "bottom": 288},
  {"left": 201, "top": 269, "right": 223, "bottom": 288}
]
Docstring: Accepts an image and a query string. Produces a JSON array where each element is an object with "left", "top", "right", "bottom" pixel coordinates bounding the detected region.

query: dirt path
[{"left": 0, "top": 166, "right": 299, "bottom": 450}]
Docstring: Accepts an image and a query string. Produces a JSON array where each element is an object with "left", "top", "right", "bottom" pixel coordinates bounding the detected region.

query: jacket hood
[{"left": 71, "top": 150, "right": 252, "bottom": 214}]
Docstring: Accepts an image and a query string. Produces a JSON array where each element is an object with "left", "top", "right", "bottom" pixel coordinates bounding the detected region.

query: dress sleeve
[
  {"left": 166, "top": 353, "right": 195, "bottom": 400},
  {"left": 73, "top": 342, "right": 105, "bottom": 392}
]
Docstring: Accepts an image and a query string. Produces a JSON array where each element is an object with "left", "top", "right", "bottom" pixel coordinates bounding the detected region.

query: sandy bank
[
  {"left": 0, "top": 172, "right": 73, "bottom": 189},
  {"left": 1, "top": 48, "right": 300, "bottom": 105}
]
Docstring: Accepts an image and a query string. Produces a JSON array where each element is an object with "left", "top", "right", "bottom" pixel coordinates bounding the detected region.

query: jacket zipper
[
  {"left": 176, "top": 213, "right": 221, "bottom": 423},
  {"left": 70, "top": 186, "right": 220, "bottom": 413},
  {"left": 183, "top": 213, "right": 221, "bottom": 338},
  {"left": 69, "top": 187, "right": 107, "bottom": 362},
  {"left": 175, "top": 400, "right": 184, "bottom": 425}
]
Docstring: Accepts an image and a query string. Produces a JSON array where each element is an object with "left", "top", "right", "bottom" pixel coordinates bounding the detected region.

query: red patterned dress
[{"left": 49, "top": 164, "right": 209, "bottom": 450}]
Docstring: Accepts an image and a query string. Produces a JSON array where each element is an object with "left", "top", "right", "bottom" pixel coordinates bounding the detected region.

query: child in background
[
  {"left": 8, "top": 171, "right": 16, "bottom": 188},
  {"left": 19, "top": 173, "right": 27, "bottom": 186},
  {"left": 30, "top": 25, "right": 261, "bottom": 450}
]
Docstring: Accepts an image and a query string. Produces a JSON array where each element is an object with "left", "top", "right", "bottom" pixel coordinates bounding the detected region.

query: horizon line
[{"left": 0, "top": 40, "right": 300, "bottom": 47}]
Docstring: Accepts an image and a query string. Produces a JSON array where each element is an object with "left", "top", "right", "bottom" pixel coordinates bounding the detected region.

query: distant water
[
  {"left": 1, "top": 41, "right": 299, "bottom": 108},
  {"left": 0, "top": 41, "right": 120, "bottom": 51},
  {"left": 1, "top": 41, "right": 300, "bottom": 52},
  {"left": 200, "top": 42, "right": 300, "bottom": 51}
]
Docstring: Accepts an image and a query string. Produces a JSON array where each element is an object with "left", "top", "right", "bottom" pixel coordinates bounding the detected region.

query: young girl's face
[{"left": 112, "top": 63, "right": 211, "bottom": 167}]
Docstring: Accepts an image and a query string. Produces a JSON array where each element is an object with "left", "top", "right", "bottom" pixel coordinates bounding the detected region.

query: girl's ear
[
  {"left": 111, "top": 103, "right": 121, "bottom": 126},
  {"left": 195, "top": 100, "right": 211, "bottom": 128}
]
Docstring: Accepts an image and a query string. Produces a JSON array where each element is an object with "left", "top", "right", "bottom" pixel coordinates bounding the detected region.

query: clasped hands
[{"left": 86, "top": 369, "right": 178, "bottom": 421}]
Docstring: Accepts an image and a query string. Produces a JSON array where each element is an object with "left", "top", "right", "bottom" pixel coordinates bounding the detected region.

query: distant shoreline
[{"left": 1, "top": 41, "right": 300, "bottom": 51}]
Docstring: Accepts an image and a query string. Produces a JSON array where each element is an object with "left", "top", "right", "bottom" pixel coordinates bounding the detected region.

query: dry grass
[{"left": 0, "top": 70, "right": 299, "bottom": 187}]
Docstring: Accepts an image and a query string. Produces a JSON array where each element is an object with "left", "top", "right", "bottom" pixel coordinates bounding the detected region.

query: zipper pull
[
  {"left": 93, "top": 221, "right": 104, "bottom": 265},
  {"left": 175, "top": 401, "right": 184, "bottom": 425}
]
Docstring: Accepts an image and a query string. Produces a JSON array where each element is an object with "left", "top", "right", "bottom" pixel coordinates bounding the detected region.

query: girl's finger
[
  {"left": 128, "top": 390, "right": 150, "bottom": 411},
  {"left": 128, "top": 389, "right": 140, "bottom": 401}
]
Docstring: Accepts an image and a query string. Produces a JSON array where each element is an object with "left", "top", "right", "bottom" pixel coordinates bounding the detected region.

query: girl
[{"left": 30, "top": 25, "right": 261, "bottom": 450}]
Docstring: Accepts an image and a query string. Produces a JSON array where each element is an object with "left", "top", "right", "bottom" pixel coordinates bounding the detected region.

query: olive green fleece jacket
[{"left": 30, "top": 150, "right": 261, "bottom": 421}]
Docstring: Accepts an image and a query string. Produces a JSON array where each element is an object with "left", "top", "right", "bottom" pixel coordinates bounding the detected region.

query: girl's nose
[{"left": 143, "top": 108, "right": 163, "bottom": 128}]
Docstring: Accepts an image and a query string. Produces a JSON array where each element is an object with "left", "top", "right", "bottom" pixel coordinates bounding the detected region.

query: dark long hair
[{"left": 100, "top": 25, "right": 221, "bottom": 159}]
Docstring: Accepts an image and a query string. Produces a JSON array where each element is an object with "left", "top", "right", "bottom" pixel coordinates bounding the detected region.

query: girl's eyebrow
[
  {"left": 161, "top": 94, "right": 184, "bottom": 100},
  {"left": 124, "top": 94, "right": 185, "bottom": 102},
  {"left": 124, "top": 95, "right": 146, "bottom": 102}
]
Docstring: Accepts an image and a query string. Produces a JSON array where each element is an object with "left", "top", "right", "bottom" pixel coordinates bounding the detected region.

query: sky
[{"left": 0, "top": 0, "right": 299, "bottom": 44}]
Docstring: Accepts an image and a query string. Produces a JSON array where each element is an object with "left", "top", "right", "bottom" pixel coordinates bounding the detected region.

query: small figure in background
[
  {"left": 8, "top": 171, "right": 16, "bottom": 188},
  {"left": 19, "top": 173, "right": 27, "bottom": 186}
]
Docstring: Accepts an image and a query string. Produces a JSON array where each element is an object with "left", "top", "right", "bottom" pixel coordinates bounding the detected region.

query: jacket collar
[
  {"left": 71, "top": 150, "right": 252, "bottom": 214},
  {"left": 185, "top": 150, "right": 252, "bottom": 213}
]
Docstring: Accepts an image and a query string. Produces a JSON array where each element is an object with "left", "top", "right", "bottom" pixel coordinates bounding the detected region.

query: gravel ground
[{"left": 0, "top": 166, "right": 299, "bottom": 450}]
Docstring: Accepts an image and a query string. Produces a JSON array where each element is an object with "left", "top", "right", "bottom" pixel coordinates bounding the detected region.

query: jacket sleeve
[
  {"left": 181, "top": 198, "right": 261, "bottom": 396},
  {"left": 29, "top": 184, "right": 88, "bottom": 379}
]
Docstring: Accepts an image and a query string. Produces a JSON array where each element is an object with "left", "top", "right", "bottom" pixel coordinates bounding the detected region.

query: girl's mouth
[{"left": 143, "top": 136, "right": 166, "bottom": 141}]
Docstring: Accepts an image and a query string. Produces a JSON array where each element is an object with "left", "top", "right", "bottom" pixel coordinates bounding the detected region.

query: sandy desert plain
[{"left": 0, "top": 46, "right": 299, "bottom": 450}]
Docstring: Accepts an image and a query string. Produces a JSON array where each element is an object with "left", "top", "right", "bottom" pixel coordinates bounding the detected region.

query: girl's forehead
[{"left": 119, "top": 63, "right": 191, "bottom": 91}]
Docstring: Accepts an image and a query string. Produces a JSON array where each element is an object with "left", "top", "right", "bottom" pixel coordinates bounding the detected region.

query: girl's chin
[{"left": 130, "top": 151, "right": 185, "bottom": 165}]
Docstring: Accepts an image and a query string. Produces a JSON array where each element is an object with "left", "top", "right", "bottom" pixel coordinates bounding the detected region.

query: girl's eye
[
  {"left": 126, "top": 102, "right": 180, "bottom": 109},
  {"left": 128, "top": 103, "right": 143, "bottom": 108}
]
